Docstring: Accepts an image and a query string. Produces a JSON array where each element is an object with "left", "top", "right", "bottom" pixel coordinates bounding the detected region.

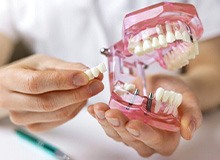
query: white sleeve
[
  {"left": 195, "top": 0, "right": 220, "bottom": 40},
  {"left": 0, "top": 0, "right": 18, "bottom": 42}
]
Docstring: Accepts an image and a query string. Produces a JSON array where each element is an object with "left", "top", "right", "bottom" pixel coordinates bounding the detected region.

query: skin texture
[
  {"left": 0, "top": 30, "right": 220, "bottom": 156},
  {"left": 0, "top": 54, "right": 104, "bottom": 132},
  {"left": 88, "top": 36, "right": 220, "bottom": 157},
  {"left": 88, "top": 74, "right": 202, "bottom": 156},
  {"left": 0, "top": 33, "right": 14, "bottom": 66}
]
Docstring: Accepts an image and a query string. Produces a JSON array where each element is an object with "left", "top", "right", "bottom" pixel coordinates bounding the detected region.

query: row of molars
[
  {"left": 128, "top": 22, "right": 192, "bottom": 56},
  {"left": 163, "top": 41, "right": 199, "bottom": 70}
]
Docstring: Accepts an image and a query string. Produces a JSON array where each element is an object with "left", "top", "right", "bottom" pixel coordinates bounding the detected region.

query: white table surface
[{"left": 0, "top": 107, "right": 220, "bottom": 160}]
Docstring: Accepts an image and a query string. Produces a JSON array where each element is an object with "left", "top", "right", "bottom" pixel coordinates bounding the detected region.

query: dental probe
[{"left": 15, "top": 128, "right": 71, "bottom": 160}]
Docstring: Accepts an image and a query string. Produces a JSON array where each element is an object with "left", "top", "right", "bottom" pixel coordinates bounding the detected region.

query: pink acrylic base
[
  {"left": 109, "top": 92, "right": 180, "bottom": 132},
  {"left": 103, "top": 2, "right": 203, "bottom": 132}
]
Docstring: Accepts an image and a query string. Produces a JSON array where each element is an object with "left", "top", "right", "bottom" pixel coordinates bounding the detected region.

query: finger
[
  {"left": 4, "top": 80, "right": 103, "bottom": 112},
  {"left": 179, "top": 92, "right": 203, "bottom": 140},
  {"left": 26, "top": 102, "right": 85, "bottom": 132},
  {"left": 40, "top": 56, "right": 104, "bottom": 81},
  {"left": 15, "top": 54, "right": 89, "bottom": 71},
  {"left": 10, "top": 101, "right": 87, "bottom": 125},
  {"left": 89, "top": 103, "right": 122, "bottom": 142},
  {"left": 126, "top": 120, "right": 180, "bottom": 156},
  {"left": 105, "top": 109, "right": 138, "bottom": 144},
  {"left": 89, "top": 104, "right": 155, "bottom": 157},
  {"left": 87, "top": 105, "right": 96, "bottom": 118},
  {"left": 105, "top": 110, "right": 156, "bottom": 156},
  {"left": 125, "top": 140, "right": 155, "bottom": 157},
  {"left": 1, "top": 68, "right": 89, "bottom": 94}
]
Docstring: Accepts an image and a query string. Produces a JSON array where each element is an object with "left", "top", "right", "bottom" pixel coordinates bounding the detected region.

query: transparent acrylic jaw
[{"left": 102, "top": 2, "right": 203, "bottom": 132}]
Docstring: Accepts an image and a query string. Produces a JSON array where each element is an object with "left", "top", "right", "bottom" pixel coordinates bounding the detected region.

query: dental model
[
  {"left": 154, "top": 87, "right": 182, "bottom": 116},
  {"left": 84, "top": 63, "right": 107, "bottom": 80},
  {"left": 101, "top": 2, "right": 203, "bottom": 132},
  {"left": 123, "top": 83, "right": 136, "bottom": 91}
]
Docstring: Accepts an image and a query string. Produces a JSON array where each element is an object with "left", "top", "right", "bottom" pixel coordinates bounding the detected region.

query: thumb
[{"left": 179, "top": 92, "right": 203, "bottom": 140}]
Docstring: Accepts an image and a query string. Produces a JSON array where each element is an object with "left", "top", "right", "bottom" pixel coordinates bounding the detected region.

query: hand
[
  {"left": 88, "top": 74, "right": 202, "bottom": 157},
  {"left": 0, "top": 54, "right": 104, "bottom": 132}
]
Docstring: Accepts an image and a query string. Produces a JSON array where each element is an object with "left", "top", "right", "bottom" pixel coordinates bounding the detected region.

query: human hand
[
  {"left": 88, "top": 74, "right": 202, "bottom": 157},
  {"left": 0, "top": 54, "right": 104, "bottom": 132}
]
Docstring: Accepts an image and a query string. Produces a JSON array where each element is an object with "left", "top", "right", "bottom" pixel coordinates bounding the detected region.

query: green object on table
[{"left": 15, "top": 128, "right": 71, "bottom": 160}]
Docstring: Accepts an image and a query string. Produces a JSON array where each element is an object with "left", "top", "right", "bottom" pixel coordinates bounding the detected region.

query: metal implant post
[
  {"left": 146, "top": 93, "right": 153, "bottom": 112},
  {"left": 128, "top": 89, "right": 139, "bottom": 106}
]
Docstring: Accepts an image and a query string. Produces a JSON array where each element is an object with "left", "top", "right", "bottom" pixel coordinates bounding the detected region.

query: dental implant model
[
  {"left": 84, "top": 63, "right": 107, "bottom": 80},
  {"left": 101, "top": 2, "right": 203, "bottom": 132}
]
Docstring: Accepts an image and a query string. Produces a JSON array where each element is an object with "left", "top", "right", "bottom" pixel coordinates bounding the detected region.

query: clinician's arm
[
  {"left": 182, "top": 36, "right": 220, "bottom": 111},
  {"left": 88, "top": 36, "right": 220, "bottom": 157},
  {"left": 0, "top": 33, "right": 15, "bottom": 65}
]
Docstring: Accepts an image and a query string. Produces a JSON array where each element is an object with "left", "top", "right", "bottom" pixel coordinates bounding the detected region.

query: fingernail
[
  {"left": 73, "top": 73, "right": 88, "bottom": 86},
  {"left": 189, "top": 120, "right": 196, "bottom": 137},
  {"left": 94, "top": 109, "right": 105, "bottom": 120},
  {"left": 126, "top": 128, "right": 140, "bottom": 137},
  {"left": 107, "top": 118, "right": 119, "bottom": 127},
  {"left": 89, "top": 81, "right": 103, "bottom": 95}
]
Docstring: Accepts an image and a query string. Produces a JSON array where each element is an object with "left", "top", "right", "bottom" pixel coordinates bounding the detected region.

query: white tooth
[
  {"left": 182, "top": 31, "right": 191, "bottom": 42},
  {"left": 158, "top": 35, "right": 167, "bottom": 47},
  {"left": 167, "top": 91, "right": 176, "bottom": 114},
  {"left": 188, "top": 51, "right": 196, "bottom": 59},
  {"left": 141, "top": 30, "right": 150, "bottom": 40},
  {"left": 134, "top": 43, "right": 144, "bottom": 56},
  {"left": 91, "top": 67, "right": 100, "bottom": 77},
  {"left": 155, "top": 87, "right": 164, "bottom": 101},
  {"left": 97, "top": 63, "right": 107, "bottom": 73},
  {"left": 154, "top": 102, "right": 161, "bottom": 113},
  {"left": 167, "top": 105, "right": 175, "bottom": 114},
  {"left": 165, "top": 23, "right": 172, "bottom": 32},
  {"left": 194, "top": 41, "right": 199, "bottom": 55},
  {"left": 143, "top": 39, "right": 153, "bottom": 52},
  {"left": 173, "top": 108, "right": 178, "bottom": 117},
  {"left": 156, "top": 25, "right": 164, "bottom": 34},
  {"left": 133, "top": 35, "right": 141, "bottom": 42},
  {"left": 182, "top": 60, "right": 189, "bottom": 67},
  {"left": 128, "top": 38, "right": 135, "bottom": 47},
  {"left": 163, "top": 55, "right": 172, "bottom": 70},
  {"left": 152, "top": 37, "right": 160, "bottom": 49},
  {"left": 165, "top": 23, "right": 176, "bottom": 43},
  {"left": 128, "top": 44, "right": 135, "bottom": 52},
  {"left": 173, "top": 93, "right": 183, "bottom": 107},
  {"left": 123, "top": 83, "right": 136, "bottom": 91},
  {"left": 168, "top": 91, "right": 175, "bottom": 105},
  {"left": 168, "top": 51, "right": 175, "bottom": 59},
  {"left": 175, "top": 30, "right": 183, "bottom": 40},
  {"left": 163, "top": 105, "right": 171, "bottom": 113},
  {"left": 166, "top": 31, "right": 176, "bottom": 43},
  {"left": 164, "top": 52, "right": 174, "bottom": 70},
  {"left": 84, "top": 69, "right": 95, "bottom": 80},
  {"left": 189, "top": 42, "right": 199, "bottom": 59},
  {"left": 168, "top": 92, "right": 182, "bottom": 114},
  {"left": 128, "top": 38, "right": 137, "bottom": 53},
  {"left": 176, "top": 93, "right": 183, "bottom": 107},
  {"left": 162, "top": 90, "right": 170, "bottom": 102}
]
